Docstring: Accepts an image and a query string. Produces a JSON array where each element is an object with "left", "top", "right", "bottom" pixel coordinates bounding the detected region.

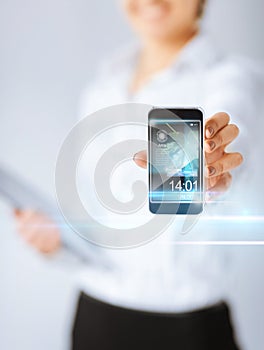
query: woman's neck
[{"left": 130, "top": 28, "right": 198, "bottom": 94}]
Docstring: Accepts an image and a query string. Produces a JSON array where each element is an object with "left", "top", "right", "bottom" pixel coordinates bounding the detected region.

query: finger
[
  {"left": 26, "top": 232, "right": 49, "bottom": 252},
  {"left": 19, "top": 226, "right": 39, "bottom": 244},
  {"left": 133, "top": 150, "right": 147, "bottom": 169},
  {"left": 205, "top": 174, "right": 221, "bottom": 190},
  {"left": 37, "top": 235, "right": 61, "bottom": 254},
  {"left": 16, "top": 215, "right": 43, "bottom": 237},
  {"left": 26, "top": 230, "right": 41, "bottom": 245},
  {"left": 15, "top": 209, "right": 36, "bottom": 224},
  {"left": 205, "top": 112, "right": 230, "bottom": 139},
  {"left": 206, "top": 173, "right": 232, "bottom": 201},
  {"left": 32, "top": 234, "right": 50, "bottom": 253},
  {"left": 206, "top": 152, "right": 243, "bottom": 178},
  {"left": 16, "top": 216, "right": 38, "bottom": 234},
  {"left": 208, "top": 172, "right": 232, "bottom": 193},
  {"left": 205, "top": 146, "right": 225, "bottom": 165},
  {"left": 205, "top": 124, "right": 239, "bottom": 153}
]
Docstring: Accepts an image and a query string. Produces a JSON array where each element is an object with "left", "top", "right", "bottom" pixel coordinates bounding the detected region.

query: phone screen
[{"left": 148, "top": 108, "right": 204, "bottom": 214}]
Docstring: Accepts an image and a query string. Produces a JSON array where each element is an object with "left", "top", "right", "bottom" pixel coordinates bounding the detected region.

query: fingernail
[
  {"left": 207, "top": 166, "right": 216, "bottom": 176},
  {"left": 208, "top": 141, "right": 215, "bottom": 151},
  {"left": 133, "top": 153, "right": 138, "bottom": 161},
  {"left": 206, "top": 127, "right": 214, "bottom": 138}
]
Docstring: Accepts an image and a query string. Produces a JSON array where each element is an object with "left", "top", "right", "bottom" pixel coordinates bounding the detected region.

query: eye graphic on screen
[
  {"left": 157, "top": 130, "right": 168, "bottom": 143},
  {"left": 148, "top": 108, "right": 204, "bottom": 215}
]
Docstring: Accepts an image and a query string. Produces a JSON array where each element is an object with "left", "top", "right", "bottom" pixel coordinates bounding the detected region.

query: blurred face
[{"left": 122, "top": 0, "right": 202, "bottom": 42}]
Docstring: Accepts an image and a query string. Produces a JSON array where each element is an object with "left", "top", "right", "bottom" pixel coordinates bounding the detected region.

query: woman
[{"left": 15, "top": 1, "right": 256, "bottom": 349}]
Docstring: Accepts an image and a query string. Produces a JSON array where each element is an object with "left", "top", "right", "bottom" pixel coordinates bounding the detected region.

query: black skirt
[{"left": 72, "top": 292, "right": 240, "bottom": 350}]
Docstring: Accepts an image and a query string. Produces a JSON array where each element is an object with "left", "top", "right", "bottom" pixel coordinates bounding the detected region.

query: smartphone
[{"left": 148, "top": 108, "right": 204, "bottom": 215}]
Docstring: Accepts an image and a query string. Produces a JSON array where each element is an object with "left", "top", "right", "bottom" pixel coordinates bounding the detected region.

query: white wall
[
  {"left": 0, "top": 1, "right": 264, "bottom": 350},
  {"left": 204, "top": 0, "right": 264, "bottom": 61}
]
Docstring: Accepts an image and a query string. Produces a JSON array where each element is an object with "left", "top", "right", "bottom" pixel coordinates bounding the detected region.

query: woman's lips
[{"left": 138, "top": 5, "right": 169, "bottom": 21}]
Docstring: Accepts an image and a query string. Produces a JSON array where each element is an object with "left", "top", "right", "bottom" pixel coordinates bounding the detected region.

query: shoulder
[
  {"left": 204, "top": 51, "right": 263, "bottom": 92},
  {"left": 199, "top": 38, "right": 264, "bottom": 120},
  {"left": 192, "top": 33, "right": 261, "bottom": 88},
  {"left": 203, "top": 52, "right": 263, "bottom": 117}
]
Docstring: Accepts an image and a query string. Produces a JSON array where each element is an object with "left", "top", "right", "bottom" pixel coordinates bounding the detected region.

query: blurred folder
[{"left": 0, "top": 165, "right": 105, "bottom": 265}]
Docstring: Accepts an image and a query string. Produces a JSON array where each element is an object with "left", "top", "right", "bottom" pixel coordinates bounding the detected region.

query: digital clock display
[{"left": 149, "top": 119, "right": 202, "bottom": 203}]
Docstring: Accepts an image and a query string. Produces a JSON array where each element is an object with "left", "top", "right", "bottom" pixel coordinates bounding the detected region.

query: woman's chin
[{"left": 139, "top": 27, "right": 174, "bottom": 42}]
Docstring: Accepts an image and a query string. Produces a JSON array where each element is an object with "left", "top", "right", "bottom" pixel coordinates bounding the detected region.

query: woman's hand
[
  {"left": 14, "top": 209, "right": 61, "bottom": 254},
  {"left": 133, "top": 112, "right": 243, "bottom": 199},
  {"left": 203, "top": 112, "right": 243, "bottom": 197}
]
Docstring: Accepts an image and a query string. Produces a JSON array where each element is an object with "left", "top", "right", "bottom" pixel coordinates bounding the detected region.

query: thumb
[{"left": 133, "top": 150, "right": 147, "bottom": 169}]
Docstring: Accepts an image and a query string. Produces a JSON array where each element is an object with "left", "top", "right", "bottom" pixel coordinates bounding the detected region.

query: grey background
[{"left": 0, "top": 1, "right": 264, "bottom": 349}]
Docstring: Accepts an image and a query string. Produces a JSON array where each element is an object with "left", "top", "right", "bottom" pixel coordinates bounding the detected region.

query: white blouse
[{"left": 74, "top": 33, "right": 262, "bottom": 312}]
